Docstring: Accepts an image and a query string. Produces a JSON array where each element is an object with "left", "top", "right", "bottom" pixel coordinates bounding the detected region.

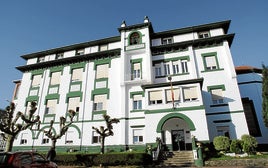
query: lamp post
[{"left": 168, "top": 76, "right": 175, "bottom": 109}]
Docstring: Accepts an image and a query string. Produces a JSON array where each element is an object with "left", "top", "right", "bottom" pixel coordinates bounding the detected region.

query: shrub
[
  {"left": 241, "top": 134, "right": 258, "bottom": 154},
  {"left": 213, "top": 136, "right": 230, "bottom": 153},
  {"left": 230, "top": 139, "right": 242, "bottom": 154}
]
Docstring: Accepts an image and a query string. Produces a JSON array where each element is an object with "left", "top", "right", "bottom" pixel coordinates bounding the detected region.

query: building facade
[{"left": 10, "top": 18, "right": 251, "bottom": 152}]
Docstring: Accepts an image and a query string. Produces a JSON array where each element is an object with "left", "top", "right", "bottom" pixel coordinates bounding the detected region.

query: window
[
  {"left": 99, "top": 44, "right": 108, "bottom": 51},
  {"left": 42, "top": 138, "right": 49, "bottom": 144},
  {"left": 133, "top": 129, "right": 144, "bottom": 144},
  {"left": 37, "top": 56, "right": 45, "bottom": 63},
  {"left": 162, "top": 37, "right": 173, "bottom": 45},
  {"left": 93, "top": 94, "right": 107, "bottom": 111},
  {"left": 166, "top": 88, "right": 180, "bottom": 103},
  {"left": 20, "top": 133, "right": 28, "bottom": 144},
  {"left": 198, "top": 31, "right": 210, "bottom": 38},
  {"left": 71, "top": 68, "right": 83, "bottom": 82},
  {"left": 42, "top": 133, "right": 49, "bottom": 144},
  {"left": 205, "top": 56, "right": 217, "bottom": 70},
  {"left": 181, "top": 60, "right": 188, "bottom": 73},
  {"left": 172, "top": 61, "right": 180, "bottom": 74},
  {"left": 76, "top": 49, "right": 85, "bottom": 56},
  {"left": 217, "top": 126, "right": 230, "bottom": 138},
  {"left": 96, "top": 64, "right": 109, "bottom": 79},
  {"left": 68, "top": 97, "right": 80, "bottom": 113},
  {"left": 132, "top": 62, "right": 141, "bottom": 80},
  {"left": 164, "top": 63, "right": 170, "bottom": 76},
  {"left": 211, "top": 89, "right": 224, "bottom": 104},
  {"left": 56, "top": 53, "right": 64, "bottom": 59},
  {"left": 149, "top": 90, "right": 163, "bottom": 105},
  {"left": 202, "top": 52, "right": 219, "bottom": 71},
  {"left": 155, "top": 64, "right": 162, "bottom": 77},
  {"left": 31, "top": 74, "right": 42, "bottom": 87},
  {"left": 133, "top": 95, "right": 142, "bottom": 110},
  {"left": 45, "top": 99, "right": 57, "bottom": 114},
  {"left": 92, "top": 131, "right": 101, "bottom": 143},
  {"left": 50, "top": 71, "right": 61, "bottom": 85},
  {"left": 129, "top": 32, "right": 141, "bottom": 45},
  {"left": 182, "top": 87, "right": 198, "bottom": 102}
]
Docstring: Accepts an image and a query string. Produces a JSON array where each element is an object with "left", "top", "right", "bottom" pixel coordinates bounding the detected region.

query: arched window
[{"left": 129, "top": 32, "right": 141, "bottom": 45}]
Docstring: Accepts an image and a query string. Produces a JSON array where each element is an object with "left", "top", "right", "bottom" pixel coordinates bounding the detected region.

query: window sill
[
  {"left": 201, "top": 68, "right": 224, "bottom": 73},
  {"left": 130, "top": 110, "right": 144, "bottom": 113}
]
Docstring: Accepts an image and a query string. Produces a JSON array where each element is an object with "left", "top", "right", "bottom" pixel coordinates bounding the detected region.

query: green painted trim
[
  {"left": 207, "top": 84, "right": 226, "bottom": 91},
  {"left": 130, "top": 58, "right": 143, "bottom": 64},
  {"left": 91, "top": 88, "right": 110, "bottom": 100},
  {"left": 66, "top": 91, "right": 83, "bottom": 102},
  {"left": 164, "top": 55, "right": 190, "bottom": 63},
  {"left": 130, "top": 110, "right": 145, "bottom": 113},
  {"left": 145, "top": 105, "right": 205, "bottom": 114},
  {"left": 36, "top": 125, "right": 57, "bottom": 139},
  {"left": 44, "top": 94, "right": 60, "bottom": 104},
  {"left": 69, "top": 124, "right": 82, "bottom": 139},
  {"left": 128, "top": 31, "right": 143, "bottom": 45},
  {"left": 130, "top": 91, "right": 145, "bottom": 98},
  {"left": 31, "top": 69, "right": 44, "bottom": 77},
  {"left": 49, "top": 66, "right": 64, "bottom": 76},
  {"left": 93, "top": 58, "right": 111, "bottom": 70},
  {"left": 25, "top": 96, "right": 39, "bottom": 104},
  {"left": 94, "top": 78, "right": 109, "bottom": 89},
  {"left": 201, "top": 52, "right": 220, "bottom": 71},
  {"left": 201, "top": 68, "right": 224, "bottom": 73},
  {"left": 156, "top": 113, "right": 196, "bottom": 133},
  {"left": 28, "top": 87, "right": 40, "bottom": 97},
  {"left": 121, "top": 117, "right": 145, "bottom": 120},
  {"left": 69, "top": 62, "right": 86, "bottom": 73},
  {"left": 130, "top": 125, "right": 145, "bottom": 128}
]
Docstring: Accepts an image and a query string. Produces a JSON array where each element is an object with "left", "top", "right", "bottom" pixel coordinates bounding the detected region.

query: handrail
[{"left": 152, "top": 138, "right": 163, "bottom": 161}]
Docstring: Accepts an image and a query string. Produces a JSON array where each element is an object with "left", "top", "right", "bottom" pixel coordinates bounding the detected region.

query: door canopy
[{"left": 156, "top": 113, "right": 196, "bottom": 133}]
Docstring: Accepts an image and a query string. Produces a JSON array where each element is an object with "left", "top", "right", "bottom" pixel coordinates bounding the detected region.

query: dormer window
[
  {"left": 198, "top": 31, "right": 210, "bottom": 39},
  {"left": 56, "top": 53, "right": 64, "bottom": 59},
  {"left": 76, "top": 49, "right": 85, "bottom": 56},
  {"left": 162, "top": 37, "right": 173, "bottom": 45},
  {"left": 99, "top": 44, "right": 108, "bottom": 51},
  {"left": 129, "top": 32, "right": 141, "bottom": 45},
  {"left": 37, "top": 56, "right": 45, "bottom": 63}
]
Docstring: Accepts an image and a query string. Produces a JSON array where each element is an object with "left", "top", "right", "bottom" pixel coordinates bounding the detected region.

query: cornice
[
  {"left": 21, "top": 36, "right": 120, "bottom": 60},
  {"left": 151, "top": 20, "right": 231, "bottom": 38},
  {"left": 16, "top": 48, "right": 121, "bottom": 72}
]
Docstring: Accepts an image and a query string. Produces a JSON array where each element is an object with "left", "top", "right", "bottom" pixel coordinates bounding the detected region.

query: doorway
[{"left": 171, "top": 130, "right": 185, "bottom": 151}]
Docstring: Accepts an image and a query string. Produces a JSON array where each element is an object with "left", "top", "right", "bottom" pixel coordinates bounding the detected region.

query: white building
[{"left": 10, "top": 18, "right": 252, "bottom": 152}]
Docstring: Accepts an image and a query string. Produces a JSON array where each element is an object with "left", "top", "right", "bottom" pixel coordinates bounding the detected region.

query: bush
[
  {"left": 230, "top": 139, "right": 242, "bottom": 154},
  {"left": 213, "top": 136, "right": 230, "bottom": 153},
  {"left": 241, "top": 134, "right": 258, "bottom": 154}
]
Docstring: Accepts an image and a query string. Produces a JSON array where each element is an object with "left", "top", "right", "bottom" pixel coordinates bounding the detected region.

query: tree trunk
[
  {"left": 100, "top": 136, "right": 105, "bottom": 154},
  {"left": 5, "top": 134, "right": 15, "bottom": 152},
  {"left": 51, "top": 139, "right": 57, "bottom": 149}
]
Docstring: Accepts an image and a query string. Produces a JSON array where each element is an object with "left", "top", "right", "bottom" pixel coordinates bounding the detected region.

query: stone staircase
[{"left": 160, "top": 151, "right": 195, "bottom": 167}]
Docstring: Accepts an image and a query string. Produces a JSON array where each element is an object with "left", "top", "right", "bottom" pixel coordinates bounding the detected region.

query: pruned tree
[
  {"left": 44, "top": 110, "right": 76, "bottom": 149},
  {"left": 0, "top": 101, "right": 40, "bottom": 152},
  {"left": 92, "top": 114, "right": 119, "bottom": 154},
  {"left": 262, "top": 64, "right": 268, "bottom": 127}
]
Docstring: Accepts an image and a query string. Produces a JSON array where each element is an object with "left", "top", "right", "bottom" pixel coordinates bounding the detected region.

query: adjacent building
[{"left": 9, "top": 17, "right": 259, "bottom": 152}]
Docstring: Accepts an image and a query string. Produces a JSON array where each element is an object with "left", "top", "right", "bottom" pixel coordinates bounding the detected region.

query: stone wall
[{"left": 205, "top": 158, "right": 268, "bottom": 167}]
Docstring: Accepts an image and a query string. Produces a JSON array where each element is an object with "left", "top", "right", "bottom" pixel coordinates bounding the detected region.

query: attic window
[
  {"left": 129, "top": 32, "right": 141, "bottom": 45},
  {"left": 198, "top": 31, "right": 210, "bottom": 39}
]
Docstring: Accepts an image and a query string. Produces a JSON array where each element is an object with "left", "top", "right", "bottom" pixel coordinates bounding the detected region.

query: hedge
[{"left": 54, "top": 152, "right": 153, "bottom": 167}]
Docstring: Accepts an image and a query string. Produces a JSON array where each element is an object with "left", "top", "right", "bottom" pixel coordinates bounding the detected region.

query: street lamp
[{"left": 168, "top": 76, "right": 175, "bottom": 109}]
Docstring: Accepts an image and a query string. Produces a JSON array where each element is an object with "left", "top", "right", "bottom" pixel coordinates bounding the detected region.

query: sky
[{"left": 0, "top": 0, "right": 267, "bottom": 108}]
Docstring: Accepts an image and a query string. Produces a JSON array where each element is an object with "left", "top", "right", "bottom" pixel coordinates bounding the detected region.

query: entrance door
[{"left": 171, "top": 130, "right": 185, "bottom": 151}]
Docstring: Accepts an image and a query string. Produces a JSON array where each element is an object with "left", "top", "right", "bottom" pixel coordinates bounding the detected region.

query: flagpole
[{"left": 168, "top": 76, "right": 175, "bottom": 109}]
